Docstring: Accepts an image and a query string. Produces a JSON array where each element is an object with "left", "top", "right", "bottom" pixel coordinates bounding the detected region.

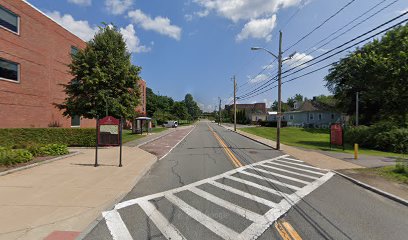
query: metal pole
[
  {"left": 94, "top": 116, "right": 99, "bottom": 167},
  {"left": 356, "top": 92, "right": 359, "bottom": 126},
  {"left": 119, "top": 117, "right": 123, "bottom": 167},
  {"left": 234, "top": 76, "right": 237, "bottom": 131},
  {"left": 219, "top": 97, "right": 221, "bottom": 126},
  {"left": 277, "top": 31, "right": 283, "bottom": 150}
]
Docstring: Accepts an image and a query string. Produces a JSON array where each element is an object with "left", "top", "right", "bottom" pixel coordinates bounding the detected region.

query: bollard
[{"left": 354, "top": 143, "right": 359, "bottom": 160}]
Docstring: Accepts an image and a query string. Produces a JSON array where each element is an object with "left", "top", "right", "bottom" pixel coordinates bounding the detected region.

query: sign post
[
  {"left": 95, "top": 116, "right": 123, "bottom": 167},
  {"left": 330, "top": 123, "right": 344, "bottom": 150}
]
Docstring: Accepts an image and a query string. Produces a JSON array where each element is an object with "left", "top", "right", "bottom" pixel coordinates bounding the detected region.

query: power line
[
  {"left": 284, "top": 0, "right": 399, "bottom": 71},
  {"left": 284, "top": 0, "right": 357, "bottom": 53}
]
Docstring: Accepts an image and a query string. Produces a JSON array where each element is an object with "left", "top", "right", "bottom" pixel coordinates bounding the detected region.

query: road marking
[
  {"left": 249, "top": 167, "right": 311, "bottom": 185},
  {"left": 166, "top": 193, "right": 241, "bottom": 240},
  {"left": 275, "top": 159, "right": 326, "bottom": 171},
  {"left": 259, "top": 163, "right": 320, "bottom": 180},
  {"left": 208, "top": 125, "right": 243, "bottom": 168},
  {"left": 265, "top": 161, "right": 326, "bottom": 176},
  {"left": 281, "top": 220, "right": 302, "bottom": 240},
  {"left": 138, "top": 200, "right": 186, "bottom": 240},
  {"left": 159, "top": 126, "right": 196, "bottom": 160},
  {"left": 103, "top": 210, "right": 133, "bottom": 240},
  {"left": 104, "top": 155, "right": 334, "bottom": 240},
  {"left": 274, "top": 221, "right": 292, "bottom": 240}
]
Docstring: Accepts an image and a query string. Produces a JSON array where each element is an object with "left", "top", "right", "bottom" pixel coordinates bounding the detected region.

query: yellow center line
[
  {"left": 275, "top": 220, "right": 302, "bottom": 240},
  {"left": 208, "top": 125, "right": 243, "bottom": 168}
]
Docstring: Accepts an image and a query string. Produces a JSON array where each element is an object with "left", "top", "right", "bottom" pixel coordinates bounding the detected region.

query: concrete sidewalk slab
[
  {"left": 222, "top": 125, "right": 362, "bottom": 170},
  {"left": 0, "top": 147, "right": 156, "bottom": 240}
]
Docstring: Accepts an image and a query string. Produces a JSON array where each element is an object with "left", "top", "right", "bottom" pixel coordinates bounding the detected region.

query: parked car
[{"left": 163, "top": 121, "right": 178, "bottom": 128}]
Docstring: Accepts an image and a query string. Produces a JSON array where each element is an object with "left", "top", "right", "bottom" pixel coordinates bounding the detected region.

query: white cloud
[
  {"left": 236, "top": 15, "right": 276, "bottom": 41},
  {"left": 184, "top": 14, "right": 193, "bottom": 22},
  {"left": 120, "top": 24, "right": 151, "bottom": 53},
  {"left": 285, "top": 52, "right": 313, "bottom": 68},
  {"left": 105, "top": 0, "right": 133, "bottom": 15},
  {"left": 398, "top": 8, "right": 408, "bottom": 14},
  {"left": 248, "top": 73, "right": 270, "bottom": 83},
  {"left": 128, "top": 9, "right": 182, "bottom": 40},
  {"left": 68, "top": 0, "right": 92, "bottom": 6},
  {"left": 195, "top": 9, "right": 210, "bottom": 17},
  {"left": 46, "top": 11, "right": 98, "bottom": 41},
  {"left": 194, "top": 0, "right": 301, "bottom": 22}
]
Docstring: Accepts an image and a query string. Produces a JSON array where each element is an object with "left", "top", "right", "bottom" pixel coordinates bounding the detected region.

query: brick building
[{"left": 0, "top": 0, "right": 146, "bottom": 128}]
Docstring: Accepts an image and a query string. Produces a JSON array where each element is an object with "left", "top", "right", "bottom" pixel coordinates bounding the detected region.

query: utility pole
[
  {"left": 218, "top": 97, "right": 222, "bottom": 126},
  {"left": 233, "top": 76, "right": 237, "bottom": 131},
  {"left": 276, "top": 31, "right": 283, "bottom": 150},
  {"left": 356, "top": 92, "right": 359, "bottom": 126}
]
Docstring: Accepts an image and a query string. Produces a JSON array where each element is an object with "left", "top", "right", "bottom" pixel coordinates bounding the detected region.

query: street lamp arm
[{"left": 251, "top": 47, "right": 278, "bottom": 59}]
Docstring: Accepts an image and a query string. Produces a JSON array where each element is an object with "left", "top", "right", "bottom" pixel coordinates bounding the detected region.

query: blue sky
[{"left": 28, "top": 0, "right": 407, "bottom": 112}]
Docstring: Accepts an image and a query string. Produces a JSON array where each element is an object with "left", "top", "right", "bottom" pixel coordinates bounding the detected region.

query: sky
[{"left": 27, "top": 0, "right": 408, "bottom": 112}]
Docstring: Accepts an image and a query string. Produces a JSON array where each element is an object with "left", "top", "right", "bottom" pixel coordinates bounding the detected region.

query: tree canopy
[
  {"left": 325, "top": 24, "right": 408, "bottom": 125},
  {"left": 57, "top": 25, "right": 141, "bottom": 119}
]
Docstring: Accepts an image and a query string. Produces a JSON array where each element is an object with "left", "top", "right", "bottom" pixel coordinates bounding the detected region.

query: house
[
  {"left": 0, "top": 0, "right": 146, "bottom": 128},
  {"left": 225, "top": 103, "right": 267, "bottom": 123},
  {"left": 282, "top": 99, "right": 342, "bottom": 128}
]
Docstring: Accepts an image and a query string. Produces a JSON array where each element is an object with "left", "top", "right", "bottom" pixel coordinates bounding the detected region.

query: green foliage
[
  {"left": 183, "top": 94, "right": 202, "bottom": 120},
  {"left": 172, "top": 102, "right": 189, "bottom": 120},
  {"left": 0, "top": 128, "right": 96, "bottom": 148},
  {"left": 345, "top": 123, "right": 408, "bottom": 153},
  {"left": 57, "top": 25, "right": 141, "bottom": 120},
  {"left": 28, "top": 144, "right": 69, "bottom": 157},
  {"left": 146, "top": 87, "right": 175, "bottom": 117},
  {"left": 0, "top": 148, "right": 33, "bottom": 166},
  {"left": 287, "top": 94, "right": 304, "bottom": 108},
  {"left": 393, "top": 161, "right": 408, "bottom": 174},
  {"left": 325, "top": 24, "right": 408, "bottom": 125}
]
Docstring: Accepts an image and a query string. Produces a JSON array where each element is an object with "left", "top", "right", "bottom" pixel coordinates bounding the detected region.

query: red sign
[
  {"left": 330, "top": 123, "right": 343, "bottom": 146},
  {"left": 98, "top": 116, "right": 120, "bottom": 146}
]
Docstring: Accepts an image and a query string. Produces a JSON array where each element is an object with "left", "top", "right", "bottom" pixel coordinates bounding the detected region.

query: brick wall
[{"left": 0, "top": 0, "right": 146, "bottom": 128}]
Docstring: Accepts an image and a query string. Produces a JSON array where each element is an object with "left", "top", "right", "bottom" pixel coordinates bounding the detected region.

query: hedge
[
  {"left": 345, "top": 124, "right": 408, "bottom": 154},
  {"left": 259, "top": 120, "right": 288, "bottom": 128},
  {"left": 0, "top": 147, "right": 33, "bottom": 166},
  {"left": 0, "top": 128, "right": 96, "bottom": 148}
]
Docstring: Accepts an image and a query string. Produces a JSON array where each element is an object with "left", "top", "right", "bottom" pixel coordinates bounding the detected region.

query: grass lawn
[
  {"left": 354, "top": 164, "right": 408, "bottom": 184},
  {"left": 122, "top": 127, "right": 167, "bottom": 143},
  {"left": 241, "top": 127, "right": 407, "bottom": 159}
]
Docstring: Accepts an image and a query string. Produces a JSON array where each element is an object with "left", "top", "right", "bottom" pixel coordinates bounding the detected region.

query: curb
[
  {"left": 76, "top": 154, "right": 159, "bottom": 240},
  {"left": 0, "top": 151, "right": 80, "bottom": 177},
  {"left": 334, "top": 170, "right": 408, "bottom": 207},
  {"left": 135, "top": 128, "right": 175, "bottom": 147}
]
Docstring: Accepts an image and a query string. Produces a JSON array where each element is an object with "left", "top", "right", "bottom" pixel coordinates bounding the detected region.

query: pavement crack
[{"left": 171, "top": 159, "right": 185, "bottom": 187}]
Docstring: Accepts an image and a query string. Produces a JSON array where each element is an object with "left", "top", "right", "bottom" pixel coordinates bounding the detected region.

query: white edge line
[
  {"left": 103, "top": 210, "right": 133, "bottom": 240},
  {"left": 114, "top": 155, "right": 290, "bottom": 209},
  {"left": 159, "top": 125, "right": 196, "bottom": 160}
]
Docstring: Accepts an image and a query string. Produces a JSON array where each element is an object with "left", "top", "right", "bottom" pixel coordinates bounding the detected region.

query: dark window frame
[
  {"left": 0, "top": 58, "right": 20, "bottom": 83},
  {"left": 0, "top": 5, "right": 20, "bottom": 35},
  {"left": 71, "top": 115, "right": 81, "bottom": 127}
]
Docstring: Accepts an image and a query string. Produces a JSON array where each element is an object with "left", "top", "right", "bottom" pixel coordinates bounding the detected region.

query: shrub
[
  {"left": 259, "top": 121, "right": 288, "bottom": 127},
  {"left": 28, "top": 144, "right": 69, "bottom": 157},
  {"left": 0, "top": 148, "right": 33, "bottom": 166},
  {"left": 0, "top": 128, "right": 96, "bottom": 148}
]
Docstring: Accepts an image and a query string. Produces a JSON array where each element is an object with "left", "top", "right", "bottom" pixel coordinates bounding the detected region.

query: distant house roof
[
  {"left": 287, "top": 100, "right": 337, "bottom": 113},
  {"left": 268, "top": 111, "right": 278, "bottom": 115},
  {"left": 225, "top": 103, "right": 267, "bottom": 114}
]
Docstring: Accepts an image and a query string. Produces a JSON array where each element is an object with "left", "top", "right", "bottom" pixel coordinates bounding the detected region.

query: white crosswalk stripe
[{"left": 103, "top": 155, "right": 334, "bottom": 240}]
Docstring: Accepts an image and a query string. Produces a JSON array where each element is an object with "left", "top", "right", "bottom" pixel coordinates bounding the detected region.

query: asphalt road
[{"left": 83, "top": 120, "right": 408, "bottom": 240}]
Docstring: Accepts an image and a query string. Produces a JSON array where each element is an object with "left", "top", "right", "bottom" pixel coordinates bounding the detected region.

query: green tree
[
  {"left": 287, "top": 94, "right": 304, "bottom": 108},
  {"left": 183, "top": 93, "right": 201, "bottom": 120},
  {"left": 325, "top": 24, "right": 408, "bottom": 125},
  {"left": 57, "top": 25, "right": 141, "bottom": 119},
  {"left": 172, "top": 102, "right": 189, "bottom": 120}
]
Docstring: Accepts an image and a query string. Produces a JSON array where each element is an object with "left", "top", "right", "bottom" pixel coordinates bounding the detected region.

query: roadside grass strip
[{"left": 104, "top": 155, "right": 334, "bottom": 240}]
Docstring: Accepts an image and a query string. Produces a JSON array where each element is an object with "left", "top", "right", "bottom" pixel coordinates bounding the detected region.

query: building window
[
  {"left": 290, "top": 115, "right": 294, "bottom": 120},
  {"left": 310, "top": 113, "right": 314, "bottom": 120},
  {"left": 71, "top": 115, "right": 80, "bottom": 127},
  {"left": 71, "top": 46, "right": 79, "bottom": 56},
  {"left": 331, "top": 113, "right": 335, "bottom": 119},
  {"left": 318, "top": 113, "right": 322, "bottom": 120},
  {"left": 0, "top": 58, "right": 19, "bottom": 82},
  {"left": 0, "top": 5, "right": 19, "bottom": 34}
]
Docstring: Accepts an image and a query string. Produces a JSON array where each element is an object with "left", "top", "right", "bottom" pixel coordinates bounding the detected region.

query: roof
[
  {"left": 135, "top": 117, "right": 152, "bottom": 120},
  {"left": 268, "top": 111, "right": 278, "bottom": 115},
  {"left": 287, "top": 100, "right": 337, "bottom": 113}
]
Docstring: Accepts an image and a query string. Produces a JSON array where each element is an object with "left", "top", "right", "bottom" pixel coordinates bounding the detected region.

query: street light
[{"left": 250, "top": 32, "right": 295, "bottom": 150}]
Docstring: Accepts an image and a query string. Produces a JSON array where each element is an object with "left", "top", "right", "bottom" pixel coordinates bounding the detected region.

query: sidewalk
[{"left": 0, "top": 146, "right": 156, "bottom": 240}]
